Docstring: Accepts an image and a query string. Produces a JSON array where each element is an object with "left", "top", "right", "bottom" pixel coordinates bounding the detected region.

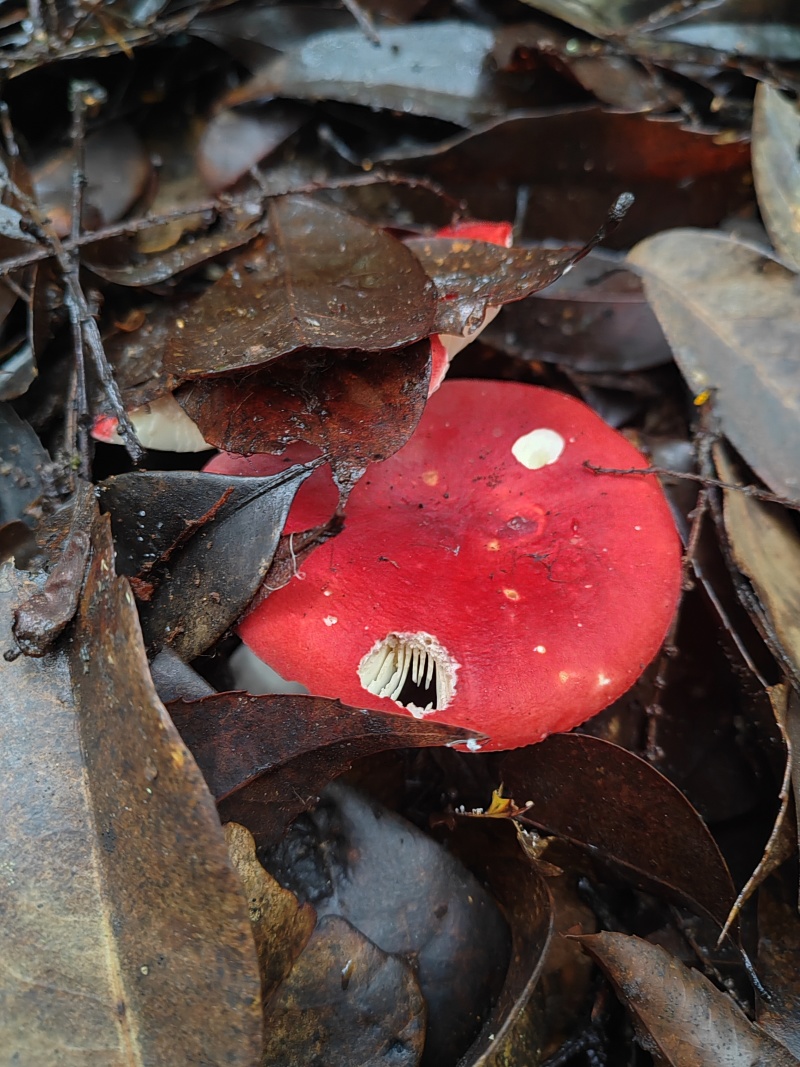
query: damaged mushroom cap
[{"left": 219, "top": 380, "right": 682, "bottom": 751}]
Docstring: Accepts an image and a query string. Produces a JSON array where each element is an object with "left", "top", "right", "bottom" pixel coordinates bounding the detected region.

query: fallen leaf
[
  {"left": 101, "top": 466, "right": 312, "bottom": 659},
  {"left": 482, "top": 248, "right": 673, "bottom": 372},
  {"left": 628, "top": 229, "right": 800, "bottom": 503},
  {"left": 752, "top": 83, "right": 800, "bottom": 271},
  {"left": 168, "top": 691, "right": 484, "bottom": 845},
  {"left": 756, "top": 876, "right": 800, "bottom": 1057},
  {"left": 578, "top": 931, "right": 798, "bottom": 1067},
  {"left": 163, "top": 195, "right": 437, "bottom": 378},
  {"left": 224, "top": 823, "right": 315, "bottom": 1003},
  {"left": 11, "top": 482, "right": 94, "bottom": 656},
  {"left": 226, "top": 22, "right": 532, "bottom": 126},
  {"left": 262, "top": 913, "right": 426, "bottom": 1067},
  {"left": 267, "top": 781, "right": 510, "bottom": 1064},
  {"left": 716, "top": 444, "right": 800, "bottom": 684},
  {"left": 176, "top": 340, "right": 431, "bottom": 503},
  {"left": 0, "top": 507, "right": 262, "bottom": 1065},
  {"left": 405, "top": 236, "right": 580, "bottom": 336},
  {"left": 496, "top": 733, "right": 736, "bottom": 929}
]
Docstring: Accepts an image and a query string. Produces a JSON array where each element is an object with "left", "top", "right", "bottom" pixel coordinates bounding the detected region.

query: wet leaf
[
  {"left": 578, "top": 931, "right": 798, "bottom": 1066},
  {"left": 716, "top": 446, "right": 800, "bottom": 684},
  {"left": 176, "top": 340, "right": 431, "bottom": 502},
  {"left": 197, "top": 103, "right": 309, "bottom": 192},
  {"left": 267, "top": 781, "right": 510, "bottom": 1065},
  {"left": 756, "top": 878, "right": 800, "bottom": 1057},
  {"left": 405, "top": 236, "right": 580, "bottom": 336},
  {"left": 100, "top": 467, "right": 311, "bottom": 659},
  {"left": 496, "top": 734, "right": 736, "bottom": 928},
  {"left": 628, "top": 229, "right": 800, "bottom": 503},
  {"left": 226, "top": 22, "right": 532, "bottom": 126},
  {"left": 163, "top": 195, "right": 437, "bottom": 378},
  {"left": 85, "top": 224, "right": 257, "bottom": 288},
  {"left": 385, "top": 110, "right": 751, "bottom": 246},
  {"left": 11, "top": 483, "right": 94, "bottom": 656},
  {"left": 168, "top": 690, "right": 483, "bottom": 844},
  {"left": 752, "top": 83, "right": 800, "bottom": 272},
  {"left": 483, "top": 249, "right": 673, "bottom": 372},
  {"left": 0, "top": 401, "right": 50, "bottom": 526},
  {"left": 0, "top": 508, "right": 261, "bottom": 1065},
  {"left": 224, "top": 823, "right": 315, "bottom": 1003},
  {"left": 262, "top": 913, "right": 426, "bottom": 1067},
  {"left": 32, "top": 124, "right": 151, "bottom": 237},
  {"left": 446, "top": 819, "right": 554, "bottom": 1067}
]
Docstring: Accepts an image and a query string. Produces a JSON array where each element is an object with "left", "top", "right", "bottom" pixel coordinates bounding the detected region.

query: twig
[
  {"left": 0, "top": 99, "right": 144, "bottom": 465},
  {"left": 583, "top": 461, "right": 800, "bottom": 512}
]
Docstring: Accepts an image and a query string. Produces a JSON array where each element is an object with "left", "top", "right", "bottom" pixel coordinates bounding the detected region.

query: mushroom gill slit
[{"left": 358, "top": 632, "right": 458, "bottom": 718}]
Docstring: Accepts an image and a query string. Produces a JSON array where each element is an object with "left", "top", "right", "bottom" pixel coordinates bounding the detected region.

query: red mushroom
[{"left": 209, "top": 380, "right": 682, "bottom": 751}]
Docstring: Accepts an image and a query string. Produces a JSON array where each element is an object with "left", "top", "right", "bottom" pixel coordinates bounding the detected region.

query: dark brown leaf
[
  {"left": 163, "top": 195, "right": 437, "bottom": 378},
  {"left": 384, "top": 110, "right": 751, "bottom": 247},
  {"left": 169, "top": 691, "right": 483, "bottom": 844},
  {"left": 267, "top": 782, "right": 510, "bottom": 1065},
  {"left": 176, "top": 340, "right": 431, "bottom": 502},
  {"left": 483, "top": 249, "right": 673, "bottom": 372},
  {"left": 262, "top": 913, "right": 426, "bottom": 1067},
  {"left": 578, "top": 931, "right": 798, "bottom": 1067},
  {"left": 0, "top": 509, "right": 261, "bottom": 1065},
  {"left": 497, "top": 734, "right": 736, "bottom": 928},
  {"left": 101, "top": 467, "right": 312, "bottom": 659},
  {"left": 11, "top": 482, "right": 94, "bottom": 656},
  {"left": 405, "top": 236, "right": 580, "bottom": 336}
]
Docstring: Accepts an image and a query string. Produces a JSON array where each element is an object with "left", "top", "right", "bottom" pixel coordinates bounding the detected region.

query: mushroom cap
[{"left": 213, "top": 380, "right": 682, "bottom": 750}]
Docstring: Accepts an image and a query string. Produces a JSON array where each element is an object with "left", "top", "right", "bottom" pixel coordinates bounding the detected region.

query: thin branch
[{"left": 583, "top": 461, "right": 800, "bottom": 512}]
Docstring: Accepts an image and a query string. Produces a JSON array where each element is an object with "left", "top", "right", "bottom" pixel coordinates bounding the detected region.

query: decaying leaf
[
  {"left": 100, "top": 466, "right": 312, "bottom": 659},
  {"left": 628, "top": 229, "right": 800, "bottom": 504},
  {"left": 176, "top": 340, "right": 431, "bottom": 503},
  {"left": 266, "top": 781, "right": 510, "bottom": 1064},
  {"left": 496, "top": 734, "right": 736, "bottom": 929},
  {"left": 0, "top": 508, "right": 261, "bottom": 1066},
  {"left": 163, "top": 195, "right": 437, "bottom": 378},
  {"left": 169, "top": 691, "right": 483, "bottom": 845},
  {"left": 578, "top": 931, "right": 798, "bottom": 1067},
  {"left": 224, "top": 822, "right": 315, "bottom": 1003}
]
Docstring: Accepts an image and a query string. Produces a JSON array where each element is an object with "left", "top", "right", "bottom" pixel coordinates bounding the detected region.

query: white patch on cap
[
  {"left": 323, "top": 616, "right": 338, "bottom": 626},
  {"left": 511, "top": 428, "right": 565, "bottom": 470},
  {"left": 358, "top": 631, "right": 459, "bottom": 716}
]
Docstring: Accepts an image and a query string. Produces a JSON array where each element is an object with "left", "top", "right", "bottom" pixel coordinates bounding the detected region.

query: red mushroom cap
[{"left": 213, "top": 380, "right": 682, "bottom": 751}]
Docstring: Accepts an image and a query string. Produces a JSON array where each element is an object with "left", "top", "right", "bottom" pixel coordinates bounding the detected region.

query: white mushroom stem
[
  {"left": 93, "top": 394, "right": 210, "bottom": 452},
  {"left": 358, "top": 631, "right": 459, "bottom": 718}
]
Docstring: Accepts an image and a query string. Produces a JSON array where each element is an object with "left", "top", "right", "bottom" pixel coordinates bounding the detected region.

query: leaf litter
[{"left": 3, "top": 6, "right": 800, "bottom": 1066}]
